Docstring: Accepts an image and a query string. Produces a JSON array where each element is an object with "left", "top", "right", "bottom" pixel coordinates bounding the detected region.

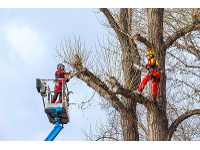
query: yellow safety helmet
[{"left": 145, "top": 51, "right": 154, "bottom": 58}]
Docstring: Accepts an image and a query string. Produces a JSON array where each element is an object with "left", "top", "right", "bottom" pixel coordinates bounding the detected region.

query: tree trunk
[
  {"left": 119, "top": 8, "right": 140, "bottom": 141},
  {"left": 120, "top": 45, "right": 140, "bottom": 140},
  {"left": 146, "top": 8, "right": 168, "bottom": 141}
]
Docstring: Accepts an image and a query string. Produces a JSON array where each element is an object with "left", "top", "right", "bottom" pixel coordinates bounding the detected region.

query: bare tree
[{"left": 55, "top": 8, "right": 200, "bottom": 141}]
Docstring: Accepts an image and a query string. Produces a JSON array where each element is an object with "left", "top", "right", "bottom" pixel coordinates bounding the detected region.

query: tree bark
[
  {"left": 146, "top": 8, "right": 168, "bottom": 141},
  {"left": 100, "top": 8, "right": 140, "bottom": 140},
  {"left": 119, "top": 8, "right": 140, "bottom": 141}
]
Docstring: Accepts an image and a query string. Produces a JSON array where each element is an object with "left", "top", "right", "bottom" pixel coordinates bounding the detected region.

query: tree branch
[
  {"left": 100, "top": 8, "right": 137, "bottom": 48},
  {"left": 167, "top": 109, "right": 200, "bottom": 141},
  {"left": 167, "top": 52, "right": 200, "bottom": 69},
  {"left": 73, "top": 54, "right": 128, "bottom": 114},
  {"left": 133, "top": 34, "right": 153, "bottom": 49},
  {"left": 100, "top": 8, "right": 141, "bottom": 58},
  {"left": 107, "top": 76, "right": 150, "bottom": 105},
  {"left": 100, "top": 8, "right": 122, "bottom": 40},
  {"left": 186, "top": 34, "right": 200, "bottom": 60},
  {"left": 164, "top": 22, "right": 200, "bottom": 49}
]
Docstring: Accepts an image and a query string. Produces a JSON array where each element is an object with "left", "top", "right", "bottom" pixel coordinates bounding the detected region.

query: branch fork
[
  {"left": 107, "top": 76, "right": 150, "bottom": 105},
  {"left": 133, "top": 34, "right": 153, "bottom": 49}
]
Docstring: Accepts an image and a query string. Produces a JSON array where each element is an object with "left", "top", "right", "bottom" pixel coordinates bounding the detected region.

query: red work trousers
[
  {"left": 51, "top": 83, "right": 64, "bottom": 103},
  {"left": 138, "top": 72, "right": 161, "bottom": 100}
]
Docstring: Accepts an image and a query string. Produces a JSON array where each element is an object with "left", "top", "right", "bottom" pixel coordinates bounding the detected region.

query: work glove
[{"left": 68, "top": 71, "right": 76, "bottom": 80}]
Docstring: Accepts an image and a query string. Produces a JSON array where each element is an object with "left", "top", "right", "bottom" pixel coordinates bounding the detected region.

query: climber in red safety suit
[
  {"left": 51, "top": 63, "right": 71, "bottom": 103},
  {"left": 137, "top": 51, "right": 161, "bottom": 103}
]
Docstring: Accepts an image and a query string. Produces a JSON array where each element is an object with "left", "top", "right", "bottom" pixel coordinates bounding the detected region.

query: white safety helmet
[{"left": 57, "top": 63, "right": 65, "bottom": 70}]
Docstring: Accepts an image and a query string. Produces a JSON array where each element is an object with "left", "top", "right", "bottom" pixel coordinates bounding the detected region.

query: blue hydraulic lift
[
  {"left": 44, "top": 107, "right": 64, "bottom": 141},
  {"left": 36, "top": 78, "right": 70, "bottom": 141},
  {"left": 45, "top": 123, "right": 63, "bottom": 141}
]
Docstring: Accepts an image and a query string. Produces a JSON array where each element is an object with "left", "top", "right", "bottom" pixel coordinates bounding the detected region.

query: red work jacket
[{"left": 55, "top": 70, "right": 70, "bottom": 84}]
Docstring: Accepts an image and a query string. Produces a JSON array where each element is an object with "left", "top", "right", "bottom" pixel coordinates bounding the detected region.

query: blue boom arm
[
  {"left": 44, "top": 123, "right": 63, "bottom": 141},
  {"left": 44, "top": 107, "right": 65, "bottom": 141}
]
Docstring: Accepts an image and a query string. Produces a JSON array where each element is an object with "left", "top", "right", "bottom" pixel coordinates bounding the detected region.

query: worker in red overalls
[
  {"left": 51, "top": 63, "right": 71, "bottom": 103},
  {"left": 137, "top": 51, "right": 161, "bottom": 103}
]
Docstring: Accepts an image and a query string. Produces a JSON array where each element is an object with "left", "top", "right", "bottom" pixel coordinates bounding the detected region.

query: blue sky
[{"left": 0, "top": 8, "right": 109, "bottom": 141}]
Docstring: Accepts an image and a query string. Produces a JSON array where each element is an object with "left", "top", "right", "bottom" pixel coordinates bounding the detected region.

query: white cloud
[{"left": 4, "top": 21, "right": 46, "bottom": 63}]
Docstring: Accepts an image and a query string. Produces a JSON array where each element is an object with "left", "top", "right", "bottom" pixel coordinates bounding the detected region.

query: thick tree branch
[
  {"left": 133, "top": 34, "right": 153, "bottom": 49},
  {"left": 73, "top": 54, "right": 128, "bottom": 115},
  {"left": 107, "top": 76, "right": 150, "bottom": 106},
  {"left": 100, "top": 8, "right": 122, "bottom": 40},
  {"left": 100, "top": 8, "right": 137, "bottom": 48},
  {"left": 164, "top": 22, "right": 200, "bottom": 49},
  {"left": 114, "top": 14, "right": 121, "bottom": 29},
  {"left": 167, "top": 109, "right": 200, "bottom": 141}
]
